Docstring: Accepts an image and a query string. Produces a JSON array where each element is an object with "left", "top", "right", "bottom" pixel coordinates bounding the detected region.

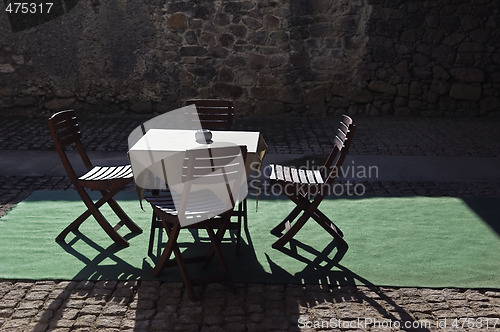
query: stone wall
[
  {"left": 0, "top": 0, "right": 499, "bottom": 116},
  {"left": 361, "top": 0, "right": 500, "bottom": 116}
]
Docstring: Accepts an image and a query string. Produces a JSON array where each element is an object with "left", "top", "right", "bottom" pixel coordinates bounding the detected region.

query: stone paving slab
[{"left": 0, "top": 280, "right": 499, "bottom": 332}]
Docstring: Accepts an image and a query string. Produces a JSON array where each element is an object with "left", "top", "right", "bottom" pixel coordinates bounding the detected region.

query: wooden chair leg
[
  {"left": 231, "top": 201, "right": 247, "bottom": 255},
  {"left": 92, "top": 206, "right": 130, "bottom": 247},
  {"left": 170, "top": 229, "right": 197, "bottom": 301},
  {"left": 236, "top": 202, "right": 243, "bottom": 255},
  {"left": 272, "top": 208, "right": 311, "bottom": 249},
  {"left": 242, "top": 198, "right": 248, "bottom": 231},
  {"left": 311, "top": 209, "right": 345, "bottom": 238},
  {"left": 270, "top": 205, "right": 302, "bottom": 236},
  {"left": 294, "top": 196, "right": 344, "bottom": 237},
  {"left": 56, "top": 189, "right": 114, "bottom": 241},
  {"left": 272, "top": 192, "right": 323, "bottom": 249},
  {"left": 272, "top": 193, "right": 348, "bottom": 250},
  {"left": 152, "top": 221, "right": 179, "bottom": 277},
  {"left": 57, "top": 188, "right": 130, "bottom": 246},
  {"left": 202, "top": 218, "right": 229, "bottom": 268},
  {"left": 310, "top": 212, "right": 348, "bottom": 249},
  {"left": 152, "top": 220, "right": 198, "bottom": 300},
  {"left": 80, "top": 189, "right": 129, "bottom": 247},
  {"left": 206, "top": 226, "right": 234, "bottom": 290},
  {"left": 104, "top": 194, "right": 142, "bottom": 233},
  {"left": 148, "top": 211, "right": 160, "bottom": 257}
]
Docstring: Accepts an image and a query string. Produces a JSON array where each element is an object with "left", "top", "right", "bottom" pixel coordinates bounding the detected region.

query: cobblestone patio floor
[{"left": 0, "top": 115, "right": 499, "bottom": 331}]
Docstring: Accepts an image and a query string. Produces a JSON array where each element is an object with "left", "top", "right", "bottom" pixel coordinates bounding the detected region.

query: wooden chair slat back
[
  {"left": 49, "top": 110, "right": 82, "bottom": 146},
  {"left": 324, "top": 115, "right": 353, "bottom": 169},
  {"left": 324, "top": 124, "right": 356, "bottom": 185},
  {"left": 48, "top": 110, "right": 93, "bottom": 175},
  {"left": 178, "top": 145, "right": 247, "bottom": 216},
  {"left": 182, "top": 146, "right": 247, "bottom": 185},
  {"left": 186, "top": 99, "right": 234, "bottom": 130}
]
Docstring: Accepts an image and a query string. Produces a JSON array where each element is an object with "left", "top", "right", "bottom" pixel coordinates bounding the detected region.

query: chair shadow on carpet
[
  {"left": 269, "top": 239, "right": 349, "bottom": 285},
  {"left": 58, "top": 231, "right": 144, "bottom": 280},
  {"left": 147, "top": 226, "right": 273, "bottom": 285}
]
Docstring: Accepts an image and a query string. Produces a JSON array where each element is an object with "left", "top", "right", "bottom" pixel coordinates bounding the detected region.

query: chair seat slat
[
  {"left": 298, "top": 169, "right": 308, "bottom": 183},
  {"left": 79, "top": 165, "right": 133, "bottom": 181},
  {"left": 283, "top": 166, "right": 292, "bottom": 182},
  {"left": 290, "top": 168, "right": 300, "bottom": 183},
  {"left": 269, "top": 164, "right": 276, "bottom": 180},
  {"left": 305, "top": 170, "right": 316, "bottom": 184},
  {"left": 312, "top": 170, "right": 325, "bottom": 184},
  {"left": 275, "top": 165, "right": 284, "bottom": 181}
]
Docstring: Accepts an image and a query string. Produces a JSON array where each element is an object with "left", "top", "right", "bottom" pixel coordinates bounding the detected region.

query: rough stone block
[
  {"left": 458, "top": 42, "right": 484, "bottom": 53},
  {"left": 430, "top": 79, "right": 449, "bottom": 95},
  {"left": 44, "top": 98, "right": 76, "bottom": 111},
  {"left": 397, "top": 84, "right": 409, "bottom": 97},
  {"left": 480, "top": 96, "right": 500, "bottom": 112},
  {"left": 289, "top": 52, "right": 309, "bottom": 68},
  {"left": 167, "top": 13, "right": 188, "bottom": 31},
  {"left": 250, "top": 87, "right": 278, "bottom": 100},
  {"left": 179, "top": 71, "right": 194, "bottom": 87},
  {"left": 248, "top": 53, "right": 266, "bottom": 69},
  {"left": 212, "top": 83, "right": 243, "bottom": 98},
  {"left": 276, "top": 87, "right": 301, "bottom": 104},
  {"left": 254, "top": 101, "right": 284, "bottom": 114},
  {"left": 130, "top": 101, "right": 153, "bottom": 113},
  {"left": 229, "top": 24, "right": 248, "bottom": 38},
  {"left": 304, "top": 86, "right": 325, "bottom": 105},
  {"left": 13, "top": 96, "right": 38, "bottom": 107},
  {"left": 179, "top": 46, "right": 208, "bottom": 56},
  {"left": 348, "top": 88, "right": 374, "bottom": 103},
  {"left": 449, "top": 83, "right": 481, "bottom": 101},
  {"left": 368, "top": 81, "right": 397, "bottom": 95},
  {"left": 0, "top": 64, "right": 15, "bottom": 73},
  {"left": 450, "top": 67, "right": 485, "bottom": 83}
]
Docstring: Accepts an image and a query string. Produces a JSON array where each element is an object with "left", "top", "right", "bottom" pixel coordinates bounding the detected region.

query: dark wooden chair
[
  {"left": 148, "top": 99, "right": 246, "bottom": 256},
  {"left": 146, "top": 145, "right": 247, "bottom": 301},
  {"left": 268, "top": 115, "right": 356, "bottom": 250},
  {"left": 188, "top": 99, "right": 249, "bottom": 254},
  {"left": 48, "top": 110, "right": 142, "bottom": 247}
]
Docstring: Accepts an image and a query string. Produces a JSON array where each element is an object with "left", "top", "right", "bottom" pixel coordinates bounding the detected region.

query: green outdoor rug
[{"left": 0, "top": 190, "right": 499, "bottom": 289}]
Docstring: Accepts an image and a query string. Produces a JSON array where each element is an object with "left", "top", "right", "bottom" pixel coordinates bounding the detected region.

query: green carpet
[{"left": 1, "top": 190, "right": 499, "bottom": 288}]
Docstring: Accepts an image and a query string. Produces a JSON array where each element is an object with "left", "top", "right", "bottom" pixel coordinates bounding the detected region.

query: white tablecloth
[{"left": 128, "top": 129, "right": 267, "bottom": 191}]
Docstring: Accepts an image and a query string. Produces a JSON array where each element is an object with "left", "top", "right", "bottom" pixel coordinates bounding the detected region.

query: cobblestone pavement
[
  {"left": 1, "top": 114, "right": 499, "bottom": 156},
  {"left": 1, "top": 115, "right": 499, "bottom": 331}
]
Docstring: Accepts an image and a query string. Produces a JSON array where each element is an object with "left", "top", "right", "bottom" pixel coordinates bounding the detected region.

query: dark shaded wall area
[{"left": 0, "top": 0, "right": 499, "bottom": 116}]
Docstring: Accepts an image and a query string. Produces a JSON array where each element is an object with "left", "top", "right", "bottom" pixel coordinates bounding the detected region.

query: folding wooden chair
[
  {"left": 268, "top": 115, "right": 356, "bottom": 250},
  {"left": 146, "top": 145, "right": 247, "bottom": 301},
  {"left": 148, "top": 99, "right": 246, "bottom": 255},
  {"left": 48, "top": 110, "right": 142, "bottom": 247}
]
